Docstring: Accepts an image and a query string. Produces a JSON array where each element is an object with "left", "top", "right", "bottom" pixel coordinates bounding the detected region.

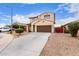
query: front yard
[{"left": 40, "top": 32, "right": 79, "bottom": 56}]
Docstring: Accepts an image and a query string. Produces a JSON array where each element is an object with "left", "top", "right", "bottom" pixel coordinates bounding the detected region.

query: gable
[{"left": 39, "top": 12, "right": 55, "bottom": 22}]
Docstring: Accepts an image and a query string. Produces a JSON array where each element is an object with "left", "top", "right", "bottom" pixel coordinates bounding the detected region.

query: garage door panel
[{"left": 37, "top": 25, "right": 51, "bottom": 32}]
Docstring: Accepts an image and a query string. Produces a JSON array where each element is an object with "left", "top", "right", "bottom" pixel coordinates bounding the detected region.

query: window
[{"left": 44, "top": 15, "right": 50, "bottom": 20}]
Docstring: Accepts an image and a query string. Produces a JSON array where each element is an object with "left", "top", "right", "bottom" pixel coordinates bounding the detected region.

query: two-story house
[{"left": 26, "top": 12, "right": 55, "bottom": 32}]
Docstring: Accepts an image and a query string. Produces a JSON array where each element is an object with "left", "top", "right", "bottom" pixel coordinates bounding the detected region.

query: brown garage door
[{"left": 37, "top": 25, "right": 51, "bottom": 32}]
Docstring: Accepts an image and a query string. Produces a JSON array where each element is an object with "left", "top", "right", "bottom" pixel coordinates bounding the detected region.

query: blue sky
[{"left": 0, "top": 3, "right": 79, "bottom": 26}]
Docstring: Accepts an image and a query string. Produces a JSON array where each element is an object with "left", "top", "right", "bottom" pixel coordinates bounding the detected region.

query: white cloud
[
  {"left": 0, "top": 12, "right": 11, "bottom": 18},
  {"left": 56, "top": 17, "right": 79, "bottom": 25},
  {"left": 2, "top": 19, "right": 9, "bottom": 21},
  {"left": 26, "top": 13, "right": 41, "bottom": 17},
  {"left": 13, "top": 12, "right": 41, "bottom": 24},
  {"left": 0, "top": 12, "right": 41, "bottom": 25},
  {"left": 4, "top": 15, "right": 11, "bottom": 18},
  {"left": 0, "top": 23, "right": 6, "bottom": 28},
  {"left": 13, "top": 14, "right": 30, "bottom": 24},
  {"left": 55, "top": 3, "right": 79, "bottom": 25},
  {"left": 55, "top": 3, "right": 79, "bottom": 15},
  {"left": 55, "top": 3, "right": 70, "bottom": 12},
  {"left": 67, "top": 4, "right": 79, "bottom": 13}
]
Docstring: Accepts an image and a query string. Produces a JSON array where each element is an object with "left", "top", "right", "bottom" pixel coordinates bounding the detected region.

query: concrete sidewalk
[{"left": 0, "top": 32, "right": 50, "bottom": 56}]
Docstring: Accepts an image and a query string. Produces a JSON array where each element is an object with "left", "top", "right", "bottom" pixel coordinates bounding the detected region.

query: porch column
[
  {"left": 35, "top": 25, "right": 37, "bottom": 32},
  {"left": 31, "top": 24, "right": 33, "bottom": 32},
  {"left": 52, "top": 25, "right": 54, "bottom": 33}
]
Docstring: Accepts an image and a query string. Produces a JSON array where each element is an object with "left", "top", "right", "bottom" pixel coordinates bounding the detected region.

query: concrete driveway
[
  {"left": 0, "top": 32, "right": 50, "bottom": 56},
  {"left": 0, "top": 33, "right": 13, "bottom": 52}
]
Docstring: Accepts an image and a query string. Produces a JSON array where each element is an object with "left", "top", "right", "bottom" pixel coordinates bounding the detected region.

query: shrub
[
  {"left": 15, "top": 28, "right": 24, "bottom": 34},
  {"left": 68, "top": 22, "right": 79, "bottom": 37},
  {"left": 19, "top": 25, "right": 26, "bottom": 31}
]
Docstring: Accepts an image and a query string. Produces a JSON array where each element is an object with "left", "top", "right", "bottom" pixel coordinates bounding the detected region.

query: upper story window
[{"left": 44, "top": 15, "right": 50, "bottom": 20}]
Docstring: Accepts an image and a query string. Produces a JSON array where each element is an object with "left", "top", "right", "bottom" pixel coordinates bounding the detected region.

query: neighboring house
[
  {"left": 55, "top": 19, "right": 79, "bottom": 33},
  {"left": 62, "top": 20, "right": 79, "bottom": 30},
  {"left": 26, "top": 12, "right": 55, "bottom": 32}
]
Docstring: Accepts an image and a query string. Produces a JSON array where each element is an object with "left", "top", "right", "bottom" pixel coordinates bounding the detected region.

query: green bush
[
  {"left": 12, "top": 24, "right": 26, "bottom": 31},
  {"left": 19, "top": 25, "right": 26, "bottom": 31},
  {"left": 15, "top": 28, "right": 24, "bottom": 33},
  {"left": 68, "top": 22, "right": 79, "bottom": 37}
]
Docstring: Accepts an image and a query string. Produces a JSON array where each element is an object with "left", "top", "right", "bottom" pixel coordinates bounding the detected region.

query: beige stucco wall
[
  {"left": 35, "top": 20, "right": 53, "bottom": 25},
  {"left": 39, "top": 12, "right": 55, "bottom": 22},
  {"left": 30, "top": 12, "right": 55, "bottom": 32},
  {"left": 31, "top": 12, "right": 55, "bottom": 25}
]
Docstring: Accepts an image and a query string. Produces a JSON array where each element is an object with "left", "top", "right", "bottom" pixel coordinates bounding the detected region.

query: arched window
[{"left": 44, "top": 15, "right": 50, "bottom": 20}]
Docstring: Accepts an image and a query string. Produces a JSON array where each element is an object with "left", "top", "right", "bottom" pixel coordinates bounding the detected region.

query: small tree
[
  {"left": 68, "top": 22, "right": 79, "bottom": 37},
  {"left": 12, "top": 24, "right": 19, "bottom": 29},
  {"left": 12, "top": 24, "right": 26, "bottom": 31}
]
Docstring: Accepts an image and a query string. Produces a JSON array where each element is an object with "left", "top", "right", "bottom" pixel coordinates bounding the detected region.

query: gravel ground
[{"left": 40, "top": 33, "right": 79, "bottom": 56}]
